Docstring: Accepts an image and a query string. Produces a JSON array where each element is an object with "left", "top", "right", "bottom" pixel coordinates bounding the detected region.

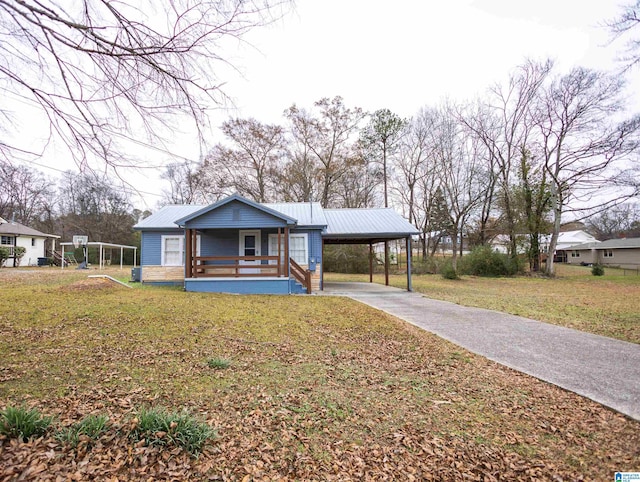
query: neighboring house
[
  {"left": 492, "top": 230, "right": 599, "bottom": 261},
  {"left": 133, "top": 193, "right": 419, "bottom": 294},
  {"left": 540, "top": 230, "right": 599, "bottom": 263},
  {"left": 565, "top": 237, "right": 640, "bottom": 269},
  {"left": 0, "top": 217, "right": 60, "bottom": 267}
]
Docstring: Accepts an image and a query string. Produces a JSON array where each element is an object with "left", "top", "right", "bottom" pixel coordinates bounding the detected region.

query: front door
[{"left": 239, "top": 230, "right": 261, "bottom": 274}]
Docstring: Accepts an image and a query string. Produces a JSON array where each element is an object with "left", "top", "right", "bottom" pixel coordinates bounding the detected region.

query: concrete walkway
[{"left": 322, "top": 282, "right": 640, "bottom": 421}]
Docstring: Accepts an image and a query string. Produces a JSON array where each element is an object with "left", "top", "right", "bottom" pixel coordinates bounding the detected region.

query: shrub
[
  {"left": 14, "top": 246, "right": 26, "bottom": 265},
  {"left": 0, "top": 246, "right": 10, "bottom": 267},
  {"left": 591, "top": 264, "right": 605, "bottom": 276},
  {"left": 129, "top": 406, "right": 214, "bottom": 455},
  {"left": 440, "top": 262, "right": 459, "bottom": 280},
  {"left": 0, "top": 405, "right": 52, "bottom": 441},
  {"left": 412, "top": 257, "right": 446, "bottom": 275},
  {"left": 323, "top": 245, "right": 371, "bottom": 273},
  {"left": 207, "top": 357, "right": 230, "bottom": 370},
  {"left": 459, "top": 246, "right": 522, "bottom": 277},
  {"left": 56, "top": 414, "right": 110, "bottom": 448}
]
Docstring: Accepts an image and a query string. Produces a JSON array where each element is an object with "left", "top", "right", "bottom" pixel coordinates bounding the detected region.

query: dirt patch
[{"left": 60, "top": 277, "right": 125, "bottom": 292}]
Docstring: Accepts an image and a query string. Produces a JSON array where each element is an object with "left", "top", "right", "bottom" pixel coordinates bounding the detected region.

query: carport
[{"left": 321, "top": 208, "right": 420, "bottom": 292}]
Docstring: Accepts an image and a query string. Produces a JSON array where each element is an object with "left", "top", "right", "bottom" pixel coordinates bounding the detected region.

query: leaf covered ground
[
  {"left": 327, "top": 264, "right": 640, "bottom": 344},
  {"left": 1, "top": 268, "right": 639, "bottom": 480}
]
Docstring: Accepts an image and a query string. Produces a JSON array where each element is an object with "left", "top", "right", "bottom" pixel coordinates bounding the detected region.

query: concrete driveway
[{"left": 322, "top": 282, "right": 640, "bottom": 421}]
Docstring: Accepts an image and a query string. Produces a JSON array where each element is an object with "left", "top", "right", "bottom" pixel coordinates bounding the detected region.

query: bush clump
[
  {"left": 591, "top": 264, "right": 605, "bottom": 276},
  {"left": 459, "top": 246, "right": 522, "bottom": 277},
  {"left": 440, "top": 261, "right": 459, "bottom": 280},
  {"left": 0, "top": 405, "right": 52, "bottom": 442}
]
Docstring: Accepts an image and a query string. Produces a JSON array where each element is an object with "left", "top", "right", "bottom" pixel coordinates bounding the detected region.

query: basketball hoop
[{"left": 72, "top": 235, "right": 88, "bottom": 249}]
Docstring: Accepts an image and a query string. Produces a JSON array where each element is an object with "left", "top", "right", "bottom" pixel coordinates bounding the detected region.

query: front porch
[{"left": 183, "top": 226, "right": 312, "bottom": 294}]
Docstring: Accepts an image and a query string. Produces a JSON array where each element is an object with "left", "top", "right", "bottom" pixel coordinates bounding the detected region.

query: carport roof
[{"left": 322, "top": 208, "right": 419, "bottom": 243}]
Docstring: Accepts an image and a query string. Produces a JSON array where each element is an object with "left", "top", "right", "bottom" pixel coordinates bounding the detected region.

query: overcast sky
[{"left": 11, "top": 0, "right": 638, "bottom": 208}]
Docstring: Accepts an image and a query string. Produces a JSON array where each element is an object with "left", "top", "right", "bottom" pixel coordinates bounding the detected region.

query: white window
[
  {"left": 269, "top": 233, "right": 308, "bottom": 266},
  {"left": 161, "top": 235, "right": 200, "bottom": 266},
  {"left": 571, "top": 251, "right": 580, "bottom": 258},
  {"left": 603, "top": 249, "right": 614, "bottom": 258},
  {"left": 1, "top": 236, "right": 12, "bottom": 245}
]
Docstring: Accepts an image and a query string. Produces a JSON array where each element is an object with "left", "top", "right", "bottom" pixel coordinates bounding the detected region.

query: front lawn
[
  {"left": 0, "top": 268, "right": 638, "bottom": 480},
  {"left": 326, "top": 264, "right": 640, "bottom": 344}
]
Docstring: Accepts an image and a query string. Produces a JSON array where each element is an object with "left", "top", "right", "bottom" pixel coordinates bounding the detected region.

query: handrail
[
  {"left": 192, "top": 255, "right": 282, "bottom": 278},
  {"left": 290, "top": 258, "right": 312, "bottom": 294}
]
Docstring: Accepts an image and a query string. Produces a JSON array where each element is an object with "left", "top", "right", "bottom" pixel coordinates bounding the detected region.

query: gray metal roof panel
[
  {"left": 133, "top": 205, "right": 204, "bottom": 230},
  {"left": 263, "top": 202, "right": 327, "bottom": 227},
  {"left": 323, "top": 208, "right": 419, "bottom": 238}
]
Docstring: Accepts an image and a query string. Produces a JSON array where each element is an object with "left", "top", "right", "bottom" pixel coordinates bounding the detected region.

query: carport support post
[
  {"left": 406, "top": 236, "right": 412, "bottom": 292},
  {"left": 384, "top": 240, "right": 389, "bottom": 286},
  {"left": 369, "top": 242, "right": 373, "bottom": 283}
]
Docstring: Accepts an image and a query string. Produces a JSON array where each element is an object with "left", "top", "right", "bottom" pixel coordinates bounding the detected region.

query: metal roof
[
  {"left": 263, "top": 202, "right": 327, "bottom": 227},
  {"left": 0, "top": 220, "right": 59, "bottom": 238},
  {"left": 569, "top": 237, "right": 640, "bottom": 250},
  {"left": 323, "top": 208, "right": 419, "bottom": 240},
  {"left": 133, "top": 205, "right": 204, "bottom": 230},
  {"left": 134, "top": 196, "right": 417, "bottom": 240}
]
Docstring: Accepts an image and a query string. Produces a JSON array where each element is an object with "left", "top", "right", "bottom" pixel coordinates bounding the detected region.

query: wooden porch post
[
  {"left": 284, "top": 227, "right": 290, "bottom": 277},
  {"left": 185, "top": 229, "right": 192, "bottom": 278},
  {"left": 277, "top": 227, "right": 282, "bottom": 277},
  {"left": 384, "top": 240, "right": 389, "bottom": 286},
  {"left": 406, "top": 236, "right": 412, "bottom": 292},
  {"left": 369, "top": 242, "right": 373, "bottom": 283},
  {"left": 320, "top": 237, "right": 325, "bottom": 290}
]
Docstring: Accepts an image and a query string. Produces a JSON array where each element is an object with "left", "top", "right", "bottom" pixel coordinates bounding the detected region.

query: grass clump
[
  {"left": 0, "top": 405, "right": 52, "bottom": 442},
  {"left": 56, "top": 414, "right": 110, "bottom": 448},
  {"left": 207, "top": 357, "right": 231, "bottom": 370},
  {"left": 130, "top": 406, "right": 214, "bottom": 455}
]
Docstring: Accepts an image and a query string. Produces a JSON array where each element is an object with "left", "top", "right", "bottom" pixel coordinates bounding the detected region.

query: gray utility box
[{"left": 131, "top": 267, "right": 141, "bottom": 282}]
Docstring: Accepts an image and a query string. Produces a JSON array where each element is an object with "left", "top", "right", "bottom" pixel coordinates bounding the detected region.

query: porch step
[{"left": 289, "top": 278, "right": 306, "bottom": 294}]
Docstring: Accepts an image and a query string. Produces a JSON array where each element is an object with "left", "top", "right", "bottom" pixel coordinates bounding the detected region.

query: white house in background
[
  {"left": 0, "top": 217, "right": 60, "bottom": 267},
  {"left": 540, "top": 230, "right": 599, "bottom": 263},
  {"left": 491, "top": 230, "right": 599, "bottom": 261}
]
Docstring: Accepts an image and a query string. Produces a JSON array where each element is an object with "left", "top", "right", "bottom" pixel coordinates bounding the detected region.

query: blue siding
[
  {"left": 185, "top": 278, "right": 290, "bottom": 294},
  {"left": 291, "top": 228, "right": 323, "bottom": 269},
  {"left": 141, "top": 230, "right": 182, "bottom": 265},
  {"left": 185, "top": 200, "right": 289, "bottom": 229},
  {"left": 200, "top": 230, "right": 237, "bottom": 257}
]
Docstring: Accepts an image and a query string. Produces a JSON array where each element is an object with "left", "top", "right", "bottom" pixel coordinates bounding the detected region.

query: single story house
[
  {"left": 133, "top": 193, "right": 419, "bottom": 294},
  {"left": 0, "top": 217, "right": 60, "bottom": 267},
  {"left": 565, "top": 237, "right": 640, "bottom": 269}
]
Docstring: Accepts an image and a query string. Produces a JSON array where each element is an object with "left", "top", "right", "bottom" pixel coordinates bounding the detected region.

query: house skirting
[{"left": 184, "top": 277, "right": 292, "bottom": 294}]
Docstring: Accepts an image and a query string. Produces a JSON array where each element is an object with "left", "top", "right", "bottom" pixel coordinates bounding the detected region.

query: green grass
[
  {"left": 0, "top": 405, "right": 52, "bottom": 441},
  {"left": 56, "top": 414, "right": 110, "bottom": 448},
  {"left": 0, "top": 267, "right": 638, "bottom": 480},
  {"left": 325, "top": 264, "right": 640, "bottom": 344}
]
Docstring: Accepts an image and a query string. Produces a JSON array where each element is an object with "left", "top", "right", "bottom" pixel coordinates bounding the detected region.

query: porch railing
[
  {"left": 290, "top": 258, "right": 312, "bottom": 294},
  {"left": 192, "top": 255, "right": 282, "bottom": 278}
]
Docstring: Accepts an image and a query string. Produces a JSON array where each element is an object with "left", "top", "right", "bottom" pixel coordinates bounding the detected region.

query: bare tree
[
  {"left": 0, "top": 160, "right": 55, "bottom": 225},
  {"left": 160, "top": 161, "right": 215, "bottom": 206},
  {"left": 586, "top": 203, "right": 640, "bottom": 239},
  {"left": 0, "top": 0, "right": 289, "bottom": 169},
  {"left": 461, "top": 59, "right": 553, "bottom": 258},
  {"left": 284, "top": 97, "right": 365, "bottom": 207},
  {"left": 606, "top": 1, "right": 640, "bottom": 71},
  {"left": 201, "top": 118, "right": 285, "bottom": 203},
  {"left": 539, "top": 67, "right": 640, "bottom": 275}
]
